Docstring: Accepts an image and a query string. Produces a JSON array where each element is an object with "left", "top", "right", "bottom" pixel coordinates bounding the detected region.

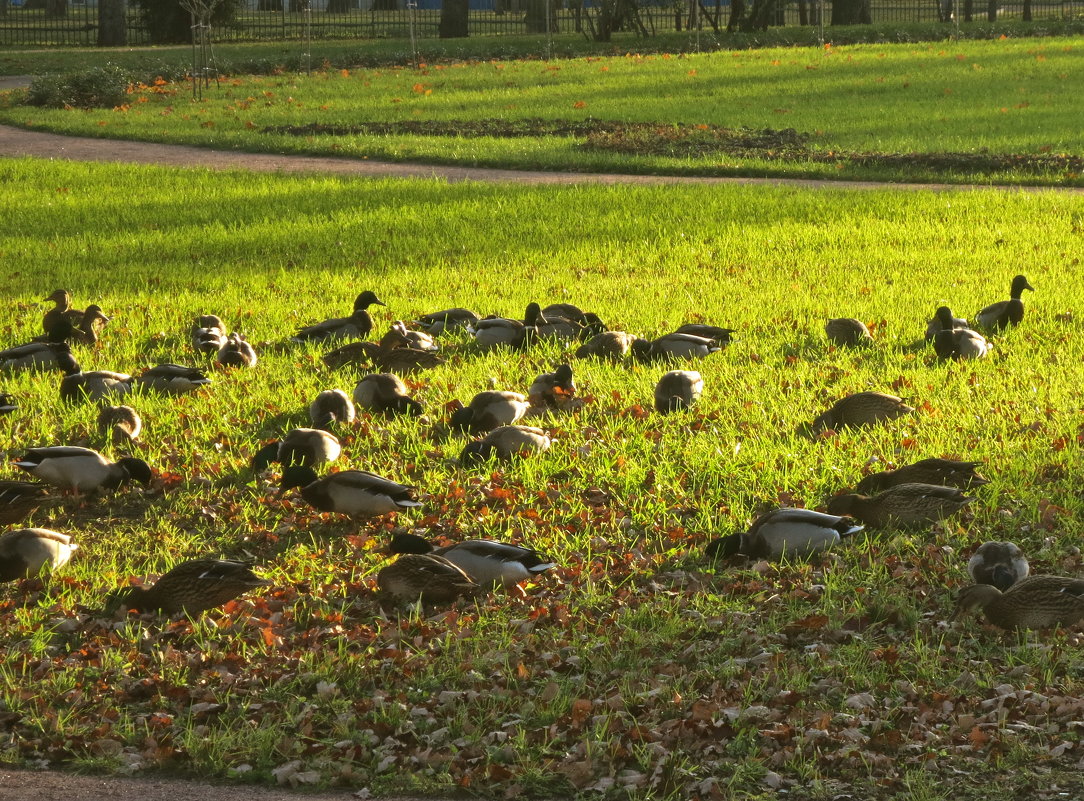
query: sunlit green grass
[
  {"left": 1, "top": 36, "right": 1081, "bottom": 185},
  {"left": 1, "top": 158, "right": 1084, "bottom": 797}
]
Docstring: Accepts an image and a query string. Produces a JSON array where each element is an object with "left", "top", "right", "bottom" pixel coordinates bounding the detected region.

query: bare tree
[{"left": 179, "top": 0, "right": 223, "bottom": 98}]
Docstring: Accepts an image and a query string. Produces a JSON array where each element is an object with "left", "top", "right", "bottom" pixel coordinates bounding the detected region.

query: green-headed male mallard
[
  {"left": 450, "top": 390, "right": 530, "bottom": 434},
  {"left": 412, "top": 307, "right": 480, "bottom": 335},
  {"left": 976, "top": 274, "right": 1034, "bottom": 332},
  {"left": 388, "top": 532, "right": 556, "bottom": 588},
  {"left": 950, "top": 575, "right": 1084, "bottom": 630},
  {"left": 968, "top": 541, "right": 1029, "bottom": 592},
  {"left": 932, "top": 306, "right": 990, "bottom": 360},
  {"left": 654, "top": 370, "right": 703, "bottom": 414},
  {"left": 251, "top": 429, "right": 341, "bottom": 473},
  {"left": 106, "top": 558, "right": 269, "bottom": 615},
  {"left": 0, "top": 528, "right": 78, "bottom": 582},
  {"left": 352, "top": 373, "right": 423, "bottom": 416},
  {"left": 279, "top": 466, "right": 422, "bottom": 518},
  {"left": 13, "top": 446, "right": 153, "bottom": 493},
  {"left": 1, "top": 342, "right": 80, "bottom": 374},
  {"left": 826, "top": 482, "right": 972, "bottom": 528},
  {"left": 705, "top": 508, "right": 864, "bottom": 561},
  {"left": 632, "top": 333, "right": 721, "bottom": 362},
  {"left": 292, "top": 291, "right": 386, "bottom": 343},
  {"left": 309, "top": 389, "right": 356, "bottom": 429}
]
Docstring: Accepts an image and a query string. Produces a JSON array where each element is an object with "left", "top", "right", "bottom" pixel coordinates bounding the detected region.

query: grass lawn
[
  {"left": 1, "top": 36, "right": 1082, "bottom": 185},
  {"left": 1, "top": 157, "right": 1084, "bottom": 798}
]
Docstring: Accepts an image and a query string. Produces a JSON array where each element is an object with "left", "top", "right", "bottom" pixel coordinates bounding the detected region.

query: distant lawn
[{"left": 1, "top": 36, "right": 1081, "bottom": 185}]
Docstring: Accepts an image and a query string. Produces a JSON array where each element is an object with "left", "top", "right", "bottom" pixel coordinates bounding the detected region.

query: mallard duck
[
  {"left": 459, "top": 425, "right": 551, "bottom": 464},
  {"left": 321, "top": 340, "right": 445, "bottom": 374},
  {"left": 97, "top": 405, "right": 142, "bottom": 446},
  {"left": 134, "top": 364, "right": 212, "bottom": 394},
  {"left": 950, "top": 575, "right": 1084, "bottom": 629},
  {"left": 855, "top": 457, "right": 989, "bottom": 494},
  {"left": 292, "top": 291, "right": 385, "bottom": 343},
  {"left": 468, "top": 315, "right": 530, "bottom": 350},
  {"left": 191, "top": 315, "right": 227, "bottom": 355},
  {"left": 0, "top": 392, "right": 15, "bottom": 415},
  {"left": 216, "top": 334, "right": 258, "bottom": 368},
  {"left": 0, "top": 528, "right": 77, "bottom": 582},
  {"left": 352, "top": 373, "right": 423, "bottom": 416},
  {"left": 376, "top": 553, "right": 482, "bottom": 604},
  {"left": 450, "top": 391, "right": 530, "bottom": 434},
  {"left": 674, "top": 324, "right": 736, "bottom": 345},
  {"left": 654, "top": 370, "right": 703, "bottom": 414},
  {"left": 388, "top": 532, "right": 556, "bottom": 587},
  {"left": 41, "top": 289, "right": 77, "bottom": 337},
  {"left": 40, "top": 305, "right": 111, "bottom": 345},
  {"left": 632, "top": 333, "right": 721, "bottom": 361},
  {"left": 811, "top": 391, "right": 914, "bottom": 432},
  {"left": 107, "top": 558, "right": 269, "bottom": 615},
  {"left": 924, "top": 309, "right": 969, "bottom": 341},
  {"left": 524, "top": 302, "right": 584, "bottom": 342},
  {"left": 279, "top": 466, "right": 422, "bottom": 517},
  {"left": 968, "top": 541, "right": 1029, "bottom": 592},
  {"left": 825, "top": 318, "right": 872, "bottom": 347},
  {"left": 976, "top": 274, "right": 1034, "bottom": 332},
  {"left": 575, "top": 331, "right": 638, "bottom": 360},
  {"left": 826, "top": 482, "right": 972, "bottom": 528},
  {"left": 1, "top": 342, "right": 80, "bottom": 373},
  {"left": 412, "top": 307, "right": 480, "bottom": 335},
  {"left": 309, "top": 389, "right": 356, "bottom": 429},
  {"left": 540, "top": 302, "right": 587, "bottom": 323},
  {"left": 529, "top": 364, "right": 575, "bottom": 407},
  {"left": 932, "top": 306, "right": 990, "bottom": 360},
  {"left": 0, "top": 480, "right": 52, "bottom": 526},
  {"left": 380, "top": 321, "right": 438, "bottom": 352},
  {"left": 705, "top": 508, "right": 864, "bottom": 561},
  {"left": 13, "top": 446, "right": 153, "bottom": 493},
  {"left": 252, "top": 429, "right": 341, "bottom": 472},
  {"left": 60, "top": 369, "right": 132, "bottom": 403}
]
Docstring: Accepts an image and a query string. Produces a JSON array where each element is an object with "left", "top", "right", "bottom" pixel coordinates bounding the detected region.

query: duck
[
  {"left": 216, "top": 333, "right": 258, "bottom": 368},
  {"left": 292, "top": 291, "right": 385, "bottom": 342},
  {"left": 524, "top": 302, "right": 585, "bottom": 342},
  {"left": 1, "top": 342, "right": 80, "bottom": 373},
  {"left": 825, "top": 318, "right": 873, "bottom": 347},
  {"left": 540, "top": 302, "right": 587, "bottom": 323},
  {"left": 654, "top": 370, "right": 703, "bottom": 414},
  {"left": 106, "top": 558, "right": 269, "bottom": 615},
  {"left": 41, "top": 289, "right": 78, "bottom": 337},
  {"left": 251, "top": 429, "right": 341, "bottom": 472},
  {"left": 924, "top": 309, "right": 970, "bottom": 341},
  {"left": 0, "top": 528, "right": 78, "bottom": 582},
  {"left": 705, "top": 508, "right": 864, "bottom": 561},
  {"left": 40, "top": 305, "right": 111, "bottom": 345},
  {"left": 459, "top": 425, "right": 551, "bottom": 464},
  {"left": 352, "top": 373, "right": 423, "bottom": 416},
  {"left": 674, "top": 324, "right": 736, "bottom": 345},
  {"left": 468, "top": 315, "right": 530, "bottom": 350},
  {"left": 191, "top": 314, "right": 227, "bottom": 355},
  {"left": 932, "top": 306, "right": 990, "bottom": 360},
  {"left": 810, "top": 391, "right": 914, "bottom": 433},
  {"left": 0, "top": 480, "right": 53, "bottom": 526},
  {"left": 279, "top": 466, "right": 422, "bottom": 518},
  {"left": 322, "top": 340, "right": 445, "bottom": 374},
  {"left": 412, "top": 307, "right": 480, "bottom": 335},
  {"left": 0, "top": 392, "right": 15, "bottom": 415},
  {"left": 950, "top": 575, "right": 1084, "bottom": 630},
  {"left": 133, "top": 364, "right": 212, "bottom": 394},
  {"left": 60, "top": 369, "right": 132, "bottom": 403},
  {"left": 387, "top": 532, "right": 556, "bottom": 587},
  {"left": 575, "top": 331, "right": 638, "bottom": 360},
  {"left": 968, "top": 541, "right": 1029, "bottom": 592},
  {"left": 376, "top": 553, "right": 482, "bottom": 605},
  {"left": 450, "top": 390, "right": 530, "bottom": 434},
  {"left": 309, "top": 389, "right": 356, "bottom": 429},
  {"left": 855, "top": 457, "right": 989, "bottom": 494},
  {"left": 529, "top": 364, "right": 575, "bottom": 407},
  {"left": 13, "top": 446, "right": 153, "bottom": 493},
  {"left": 826, "top": 482, "right": 972, "bottom": 528},
  {"left": 97, "top": 405, "right": 142, "bottom": 446},
  {"left": 631, "top": 333, "right": 721, "bottom": 361},
  {"left": 380, "top": 321, "right": 438, "bottom": 353},
  {"left": 976, "top": 274, "right": 1034, "bottom": 332}
]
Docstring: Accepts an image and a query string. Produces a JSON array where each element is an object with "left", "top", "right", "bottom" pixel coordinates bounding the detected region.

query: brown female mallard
[
  {"left": 654, "top": 370, "right": 703, "bottom": 414},
  {"left": 855, "top": 457, "right": 989, "bottom": 494},
  {"left": 251, "top": 429, "right": 341, "bottom": 472},
  {"left": 950, "top": 575, "right": 1084, "bottom": 630},
  {"left": 459, "top": 425, "right": 551, "bottom": 464},
  {"left": 826, "top": 482, "right": 972, "bottom": 528},
  {"left": 825, "top": 318, "right": 873, "bottom": 347},
  {"left": 0, "top": 480, "right": 52, "bottom": 526},
  {"left": 107, "top": 558, "right": 269, "bottom": 615},
  {"left": 811, "top": 391, "right": 913, "bottom": 433},
  {"left": 352, "top": 373, "right": 423, "bottom": 416},
  {"left": 529, "top": 364, "right": 575, "bottom": 407},
  {"left": 376, "top": 553, "right": 482, "bottom": 604},
  {"left": 96, "top": 405, "right": 142, "bottom": 446},
  {"left": 575, "top": 331, "right": 638, "bottom": 360}
]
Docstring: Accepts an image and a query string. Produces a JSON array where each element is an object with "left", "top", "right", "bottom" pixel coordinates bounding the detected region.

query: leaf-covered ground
[{"left": 1, "top": 159, "right": 1084, "bottom": 800}]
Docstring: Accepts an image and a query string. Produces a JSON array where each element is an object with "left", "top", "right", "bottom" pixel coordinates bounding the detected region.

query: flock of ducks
[{"left": 1, "top": 275, "right": 1077, "bottom": 630}]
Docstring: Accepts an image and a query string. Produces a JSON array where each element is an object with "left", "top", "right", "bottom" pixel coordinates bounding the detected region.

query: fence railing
[{"left": 0, "top": 0, "right": 1078, "bottom": 47}]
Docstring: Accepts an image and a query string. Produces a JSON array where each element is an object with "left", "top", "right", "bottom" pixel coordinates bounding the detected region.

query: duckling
[
  {"left": 252, "top": 429, "right": 341, "bottom": 473},
  {"left": 377, "top": 553, "right": 482, "bottom": 605},
  {"left": 468, "top": 315, "right": 530, "bottom": 350},
  {"left": 388, "top": 532, "right": 556, "bottom": 588},
  {"left": 1, "top": 342, "right": 80, "bottom": 373},
  {"left": 412, "top": 307, "right": 480, "bottom": 335},
  {"left": 13, "top": 446, "right": 153, "bottom": 493},
  {"left": 459, "top": 425, "right": 551, "bottom": 464},
  {"left": 279, "top": 466, "right": 422, "bottom": 518},
  {"left": 976, "top": 274, "right": 1034, "bottom": 332},
  {"left": 292, "top": 291, "right": 386, "bottom": 342},
  {"left": 96, "top": 405, "right": 142, "bottom": 446},
  {"left": 674, "top": 324, "right": 736, "bottom": 345},
  {"left": 632, "top": 333, "right": 721, "bottom": 361},
  {"left": 529, "top": 364, "right": 575, "bottom": 407},
  {"left": 932, "top": 306, "right": 990, "bottom": 360},
  {"left": 106, "top": 558, "right": 269, "bottom": 615},
  {"left": 216, "top": 333, "right": 258, "bottom": 368},
  {"left": 133, "top": 363, "right": 212, "bottom": 394},
  {"left": 309, "top": 389, "right": 356, "bottom": 429},
  {"left": 705, "top": 508, "right": 864, "bottom": 561},
  {"left": 826, "top": 483, "right": 972, "bottom": 528},
  {"left": 950, "top": 575, "right": 1084, "bottom": 630},
  {"left": 191, "top": 315, "right": 227, "bottom": 355},
  {"left": 380, "top": 321, "right": 438, "bottom": 352},
  {"left": 60, "top": 369, "right": 132, "bottom": 403},
  {"left": 450, "top": 391, "right": 530, "bottom": 434},
  {"left": 0, "top": 392, "right": 14, "bottom": 415},
  {"left": 654, "top": 370, "right": 703, "bottom": 414},
  {"left": 575, "top": 331, "right": 638, "bottom": 360},
  {"left": 855, "top": 457, "right": 989, "bottom": 494},
  {"left": 41, "top": 289, "right": 76, "bottom": 337},
  {"left": 968, "top": 541, "right": 1029, "bottom": 592},
  {"left": 352, "top": 373, "right": 423, "bottom": 416},
  {"left": 825, "top": 318, "right": 872, "bottom": 347},
  {"left": 0, "top": 480, "right": 52, "bottom": 526},
  {"left": 811, "top": 391, "right": 914, "bottom": 433},
  {"left": 0, "top": 528, "right": 78, "bottom": 582},
  {"left": 924, "top": 309, "right": 969, "bottom": 341}
]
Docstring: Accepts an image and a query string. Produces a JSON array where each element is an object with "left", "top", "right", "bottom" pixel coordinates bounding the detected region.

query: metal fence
[{"left": 0, "top": 0, "right": 1079, "bottom": 46}]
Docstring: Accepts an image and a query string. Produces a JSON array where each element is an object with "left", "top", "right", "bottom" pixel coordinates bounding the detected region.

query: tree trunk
[
  {"left": 0, "top": 0, "right": 8, "bottom": 18},
  {"left": 98, "top": 0, "right": 127, "bottom": 45},
  {"left": 524, "top": 0, "right": 556, "bottom": 31},
  {"left": 986, "top": 0, "right": 996, "bottom": 19},
  {"left": 830, "top": 0, "right": 869, "bottom": 24},
  {"left": 797, "top": 0, "right": 808, "bottom": 25},
  {"left": 439, "top": 0, "right": 468, "bottom": 37},
  {"left": 725, "top": 0, "right": 743, "bottom": 31},
  {"left": 1022, "top": 0, "right": 1030, "bottom": 19},
  {"left": 962, "top": 0, "right": 972, "bottom": 21},
  {"left": 45, "top": 0, "right": 66, "bottom": 17}
]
